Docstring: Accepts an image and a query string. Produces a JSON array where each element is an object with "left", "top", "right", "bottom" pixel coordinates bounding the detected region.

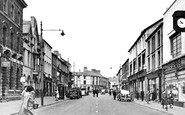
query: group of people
[
  {"left": 92, "top": 88, "right": 99, "bottom": 97},
  {"left": 161, "top": 90, "right": 174, "bottom": 111}
]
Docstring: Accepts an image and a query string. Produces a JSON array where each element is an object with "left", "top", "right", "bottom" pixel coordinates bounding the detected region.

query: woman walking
[
  {"left": 19, "top": 86, "right": 35, "bottom": 115},
  {"left": 168, "top": 91, "right": 174, "bottom": 109},
  {"left": 161, "top": 90, "right": 168, "bottom": 111}
]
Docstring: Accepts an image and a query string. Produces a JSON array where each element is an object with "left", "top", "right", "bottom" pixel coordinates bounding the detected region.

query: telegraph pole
[{"left": 40, "top": 21, "right": 44, "bottom": 106}]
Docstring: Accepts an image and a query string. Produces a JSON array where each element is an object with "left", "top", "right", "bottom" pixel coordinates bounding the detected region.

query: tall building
[
  {"left": 128, "top": 19, "right": 163, "bottom": 97},
  {"left": 23, "top": 16, "right": 40, "bottom": 97},
  {"left": 145, "top": 19, "right": 163, "bottom": 101},
  {"left": 162, "top": 0, "right": 185, "bottom": 106},
  {"left": 0, "top": 0, "right": 27, "bottom": 99}
]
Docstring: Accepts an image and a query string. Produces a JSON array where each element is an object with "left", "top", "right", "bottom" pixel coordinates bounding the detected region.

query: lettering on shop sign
[{"left": 163, "top": 57, "right": 185, "bottom": 72}]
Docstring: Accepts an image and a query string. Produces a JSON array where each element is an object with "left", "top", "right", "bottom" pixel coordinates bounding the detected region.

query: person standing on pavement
[
  {"left": 96, "top": 89, "right": 99, "bottom": 97},
  {"left": 168, "top": 90, "right": 174, "bottom": 109},
  {"left": 19, "top": 86, "right": 35, "bottom": 115},
  {"left": 145, "top": 91, "right": 150, "bottom": 104},
  {"left": 161, "top": 90, "right": 168, "bottom": 111},
  {"left": 93, "top": 89, "right": 96, "bottom": 97},
  {"left": 55, "top": 89, "right": 59, "bottom": 101},
  {"left": 141, "top": 90, "right": 144, "bottom": 101}
]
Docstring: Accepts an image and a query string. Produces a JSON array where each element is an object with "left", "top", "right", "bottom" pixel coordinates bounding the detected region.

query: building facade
[
  {"left": 0, "top": 0, "right": 27, "bottom": 99},
  {"left": 128, "top": 19, "right": 162, "bottom": 97},
  {"left": 22, "top": 16, "right": 40, "bottom": 97},
  {"left": 43, "top": 39, "right": 52, "bottom": 96},
  {"left": 145, "top": 19, "right": 163, "bottom": 101},
  {"left": 121, "top": 59, "right": 129, "bottom": 90},
  {"left": 162, "top": 0, "right": 185, "bottom": 106},
  {"left": 73, "top": 67, "right": 107, "bottom": 91}
]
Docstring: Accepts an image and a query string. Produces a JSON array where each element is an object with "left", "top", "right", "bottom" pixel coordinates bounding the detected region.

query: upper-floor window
[
  {"left": 3, "top": 0, "right": 8, "bottom": 13},
  {"left": 84, "top": 80, "right": 86, "bottom": 85},
  {"left": 152, "top": 54, "right": 155, "bottom": 70},
  {"left": 17, "top": 37, "right": 20, "bottom": 53},
  {"left": 158, "top": 50, "right": 161, "bottom": 67},
  {"left": 152, "top": 36, "right": 155, "bottom": 52},
  {"left": 142, "top": 52, "right": 145, "bottom": 66},
  {"left": 2, "top": 26, "right": 7, "bottom": 46},
  {"left": 138, "top": 56, "right": 141, "bottom": 69},
  {"left": 17, "top": 11, "right": 21, "bottom": 25},
  {"left": 148, "top": 57, "right": 150, "bottom": 71},
  {"left": 10, "top": 4, "right": 15, "bottom": 20},
  {"left": 171, "top": 33, "right": 181, "bottom": 58},
  {"left": 157, "top": 31, "right": 161, "bottom": 48},
  {"left": 10, "top": 32, "right": 14, "bottom": 50},
  {"left": 148, "top": 41, "right": 150, "bottom": 54},
  {"left": 130, "top": 63, "right": 132, "bottom": 74},
  {"left": 84, "top": 76, "right": 86, "bottom": 79},
  {"left": 133, "top": 60, "right": 136, "bottom": 72}
]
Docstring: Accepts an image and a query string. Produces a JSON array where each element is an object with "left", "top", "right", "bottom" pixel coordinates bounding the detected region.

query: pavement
[
  {"left": 0, "top": 96, "right": 67, "bottom": 115},
  {"left": 0, "top": 96, "right": 185, "bottom": 115},
  {"left": 133, "top": 99, "right": 185, "bottom": 115}
]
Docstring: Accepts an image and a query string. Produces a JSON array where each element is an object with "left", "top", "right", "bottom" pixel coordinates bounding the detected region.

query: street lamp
[{"left": 40, "top": 21, "right": 65, "bottom": 106}]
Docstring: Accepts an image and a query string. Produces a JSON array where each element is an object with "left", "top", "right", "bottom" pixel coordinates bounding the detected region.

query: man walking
[{"left": 141, "top": 91, "right": 144, "bottom": 101}]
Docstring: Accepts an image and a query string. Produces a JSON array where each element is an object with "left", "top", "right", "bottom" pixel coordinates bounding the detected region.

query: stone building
[
  {"left": 0, "top": 0, "right": 27, "bottom": 99},
  {"left": 22, "top": 16, "right": 40, "bottom": 97},
  {"left": 162, "top": 0, "right": 185, "bottom": 107}
]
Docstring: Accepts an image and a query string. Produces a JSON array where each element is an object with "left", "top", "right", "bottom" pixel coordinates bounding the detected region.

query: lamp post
[{"left": 40, "top": 21, "right": 65, "bottom": 106}]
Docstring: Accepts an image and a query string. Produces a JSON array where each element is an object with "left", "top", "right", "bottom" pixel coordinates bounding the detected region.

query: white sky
[{"left": 23, "top": 0, "right": 175, "bottom": 78}]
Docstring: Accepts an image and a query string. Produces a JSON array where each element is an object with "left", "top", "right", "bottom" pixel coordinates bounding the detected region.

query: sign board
[{"left": 1, "top": 61, "right": 10, "bottom": 67}]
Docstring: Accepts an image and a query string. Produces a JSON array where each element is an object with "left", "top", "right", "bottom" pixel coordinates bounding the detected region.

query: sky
[{"left": 23, "top": 0, "right": 175, "bottom": 78}]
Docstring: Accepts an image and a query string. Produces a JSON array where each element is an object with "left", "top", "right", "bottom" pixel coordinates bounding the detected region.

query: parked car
[
  {"left": 117, "top": 90, "right": 132, "bottom": 102},
  {"left": 68, "top": 88, "right": 82, "bottom": 99}
]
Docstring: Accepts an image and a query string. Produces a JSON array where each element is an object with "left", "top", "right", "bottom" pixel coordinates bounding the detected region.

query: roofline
[
  {"left": 163, "top": 0, "right": 177, "bottom": 15},
  {"left": 145, "top": 22, "right": 163, "bottom": 41},
  {"left": 128, "top": 18, "right": 163, "bottom": 52}
]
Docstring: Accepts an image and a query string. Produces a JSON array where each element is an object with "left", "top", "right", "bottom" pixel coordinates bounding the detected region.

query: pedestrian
[
  {"left": 168, "top": 90, "right": 174, "bottom": 109},
  {"left": 96, "top": 89, "right": 99, "bottom": 97},
  {"left": 18, "top": 86, "right": 35, "bottom": 115},
  {"left": 141, "top": 90, "right": 144, "bottom": 101},
  {"left": 113, "top": 90, "right": 117, "bottom": 100},
  {"left": 145, "top": 91, "right": 150, "bottom": 104},
  {"left": 109, "top": 90, "right": 112, "bottom": 96},
  {"left": 55, "top": 89, "right": 59, "bottom": 101},
  {"left": 161, "top": 90, "right": 168, "bottom": 111},
  {"left": 93, "top": 89, "right": 96, "bottom": 97},
  {"left": 136, "top": 91, "right": 139, "bottom": 100}
]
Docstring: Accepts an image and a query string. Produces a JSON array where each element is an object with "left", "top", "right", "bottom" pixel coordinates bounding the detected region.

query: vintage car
[
  {"left": 68, "top": 88, "right": 82, "bottom": 99},
  {"left": 117, "top": 90, "right": 132, "bottom": 102}
]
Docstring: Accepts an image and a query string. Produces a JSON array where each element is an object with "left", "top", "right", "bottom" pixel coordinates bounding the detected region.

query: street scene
[{"left": 1, "top": 0, "right": 185, "bottom": 115}]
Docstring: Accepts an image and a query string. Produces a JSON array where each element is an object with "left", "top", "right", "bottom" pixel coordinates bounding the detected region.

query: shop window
[{"left": 183, "top": 86, "right": 185, "bottom": 94}]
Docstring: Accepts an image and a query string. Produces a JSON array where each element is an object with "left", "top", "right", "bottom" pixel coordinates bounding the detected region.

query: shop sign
[
  {"left": 163, "top": 57, "right": 185, "bottom": 72},
  {"left": 1, "top": 61, "right": 10, "bottom": 67}
]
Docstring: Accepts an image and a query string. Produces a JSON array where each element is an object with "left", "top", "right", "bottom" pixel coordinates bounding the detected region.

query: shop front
[
  {"left": 146, "top": 69, "right": 162, "bottom": 101},
  {"left": 163, "top": 55, "right": 185, "bottom": 107}
]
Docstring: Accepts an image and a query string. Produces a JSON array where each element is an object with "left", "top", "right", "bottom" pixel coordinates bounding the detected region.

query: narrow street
[{"left": 35, "top": 93, "right": 170, "bottom": 115}]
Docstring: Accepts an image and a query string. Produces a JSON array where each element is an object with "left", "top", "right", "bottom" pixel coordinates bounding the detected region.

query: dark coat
[
  {"left": 168, "top": 93, "right": 174, "bottom": 104},
  {"left": 161, "top": 92, "right": 168, "bottom": 105}
]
